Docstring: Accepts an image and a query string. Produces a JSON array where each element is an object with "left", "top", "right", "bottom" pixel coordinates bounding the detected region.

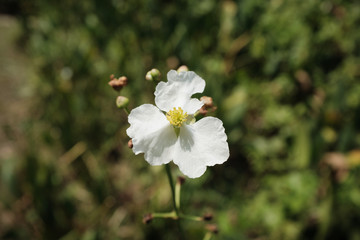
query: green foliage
[{"left": 1, "top": 0, "right": 360, "bottom": 239}]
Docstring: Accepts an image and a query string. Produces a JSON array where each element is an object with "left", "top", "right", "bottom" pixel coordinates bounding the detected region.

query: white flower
[{"left": 126, "top": 70, "right": 229, "bottom": 178}]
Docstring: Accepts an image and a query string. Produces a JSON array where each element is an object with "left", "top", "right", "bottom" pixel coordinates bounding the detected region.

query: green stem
[
  {"left": 123, "top": 107, "right": 130, "bottom": 115},
  {"left": 150, "top": 212, "right": 203, "bottom": 222},
  {"left": 165, "top": 164, "right": 185, "bottom": 239},
  {"left": 193, "top": 111, "right": 199, "bottom": 118},
  {"left": 175, "top": 179, "right": 181, "bottom": 210},
  {"left": 165, "top": 164, "right": 179, "bottom": 216},
  {"left": 179, "top": 214, "right": 203, "bottom": 221},
  {"left": 203, "top": 232, "right": 212, "bottom": 240},
  {"left": 152, "top": 211, "right": 177, "bottom": 219}
]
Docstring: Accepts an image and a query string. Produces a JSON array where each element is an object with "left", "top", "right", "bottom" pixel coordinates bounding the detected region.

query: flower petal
[
  {"left": 155, "top": 70, "right": 205, "bottom": 114},
  {"left": 126, "top": 104, "right": 177, "bottom": 166},
  {"left": 173, "top": 117, "right": 229, "bottom": 178}
]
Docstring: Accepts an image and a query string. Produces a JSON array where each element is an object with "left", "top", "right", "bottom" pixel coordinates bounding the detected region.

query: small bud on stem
[
  {"left": 145, "top": 68, "right": 161, "bottom": 82},
  {"left": 128, "top": 139, "right": 133, "bottom": 149},
  {"left": 177, "top": 65, "right": 189, "bottom": 72},
  {"left": 116, "top": 96, "right": 129, "bottom": 109}
]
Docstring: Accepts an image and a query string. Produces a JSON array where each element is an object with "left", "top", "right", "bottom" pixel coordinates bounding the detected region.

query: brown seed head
[
  {"left": 118, "top": 76, "right": 128, "bottom": 85},
  {"left": 199, "top": 96, "right": 216, "bottom": 116},
  {"left": 108, "top": 76, "right": 128, "bottom": 91},
  {"left": 198, "top": 107, "right": 208, "bottom": 115},
  {"left": 200, "top": 96, "right": 213, "bottom": 108}
]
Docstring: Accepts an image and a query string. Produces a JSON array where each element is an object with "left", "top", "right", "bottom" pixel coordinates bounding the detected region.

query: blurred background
[{"left": 1, "top": 0, "right": 360, "bottom": 239}]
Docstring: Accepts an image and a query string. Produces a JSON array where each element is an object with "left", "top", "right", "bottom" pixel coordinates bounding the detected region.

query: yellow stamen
[{"left": 166, "top": 107, "right": 188, "bottom": 128}]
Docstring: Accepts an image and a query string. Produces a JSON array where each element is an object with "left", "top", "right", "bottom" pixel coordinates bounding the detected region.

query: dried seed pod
[{"left": 108, "top": 76, "right": 128, "bottom": 91}]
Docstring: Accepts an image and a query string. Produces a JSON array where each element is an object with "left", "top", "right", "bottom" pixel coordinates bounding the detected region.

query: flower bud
[
  {"left": 116, "top": 96, "right": 129, "bottom": 109},
  {"left": 145, "top": 68, "right": 161, "bottom": 82},
  {"left": 145, "top": 73, "right": 152, "bottom": 81},
  {"left": 128, "top": 139, "right": 133, "bottom": 149},
  {"left": 143, "top": 213, "right": 153, "bottom": 224},
  {"left": 108, "top": 76, "right": 128, "bottom": 91},
  {"left": 177, "top": 65, "right": 189, "bottom": 72}
]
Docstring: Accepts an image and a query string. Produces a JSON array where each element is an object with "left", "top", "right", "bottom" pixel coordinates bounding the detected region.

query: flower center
[{"left": 166, "top": 107, "right": 188, "bottom": 128}]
